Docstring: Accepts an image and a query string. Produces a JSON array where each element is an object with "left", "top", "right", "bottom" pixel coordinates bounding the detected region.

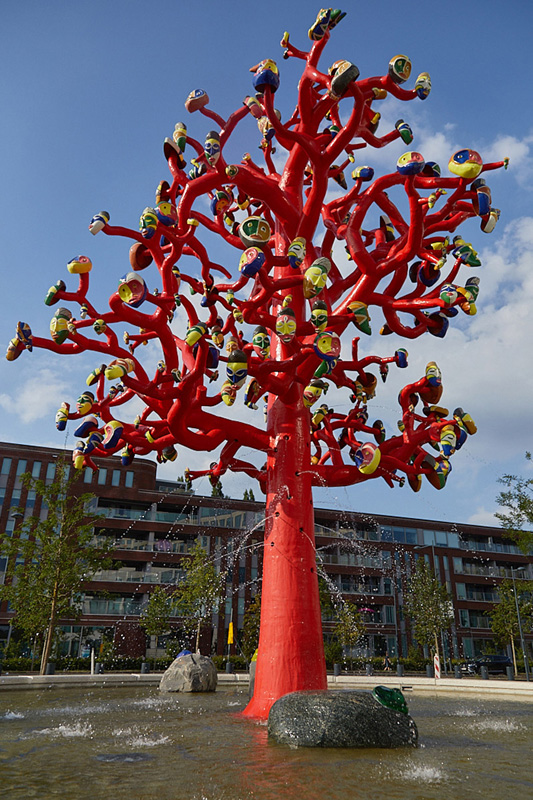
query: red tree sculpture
[{"left": 7, "top": 9, "right": 507, "bottom": 720}]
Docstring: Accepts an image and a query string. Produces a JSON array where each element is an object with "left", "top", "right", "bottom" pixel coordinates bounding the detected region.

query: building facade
[{"left": 1, "top": 441, "right": 532, "bottom": 662}]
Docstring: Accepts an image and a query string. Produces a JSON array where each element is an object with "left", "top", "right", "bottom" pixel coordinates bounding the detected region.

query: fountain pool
[{"left": 1, "top": 685, "right": 532, "bottom": 800}]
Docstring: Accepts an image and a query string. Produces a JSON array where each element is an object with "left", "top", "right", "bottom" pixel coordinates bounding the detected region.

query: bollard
[
  {"left": 506, "top": 665, "right": 514, "bottom": 681},
  {"left": 454, "top": 665, "right": 462, "bottom": 679},
  {"left": 480, "top": 665, "right": 489, "bottom": 680},
  {"left": 365, "top": 663, "right": 374, "bottom": 676},
  {"left": 225, "top": 660, "right": 233, "bottom": 674},
  {"left": 45, "top": 662, "right": 55, "bottom": 675},
  {"left": 426, "top": 664, "right": 434, "bottom": 678},
  {"left": 95, "top": 662, "right": 104, "bottom": 675},
  {"left": 333, "top": 663, "right": 341, "bottom": 677},
  {"left": 396, "top": 664, "right": 405, "bottom": 677},
  {"left": 141, "top": 662, "right": 150, "bottom": 674}
]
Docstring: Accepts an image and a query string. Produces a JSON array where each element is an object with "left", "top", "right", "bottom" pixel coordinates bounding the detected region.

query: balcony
[
  {"left": 91, "top": 567, "right": 184, "bottom": 585},
  {"left": 81, "top": 598, "right": 144, "bottom": 616}
]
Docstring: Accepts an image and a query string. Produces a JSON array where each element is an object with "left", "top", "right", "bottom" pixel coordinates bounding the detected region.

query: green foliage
[
  {"left": 173, "top": 540, "right": 225, "bottom": 651},
  {"left": 495, "top": 453, "right": 533, "bottom": 554},
  {"left": 211, "top": 654, "right": 248, "bottom": 671},
  {"left": 243, "top": 489, "right": 256, "bottom": 502},
  {"left": 488, "top": 578, "right": 533, "bottom": 674},
  {"left": 323, "top": 639, "right": 343, "bottom": 668},
  {"left": 241, "top": 593, "right": 261, "bottom": 660},
  {"left": 404, "top": 559, "right": 453, "bottom": 658},
  {"left": 139, "top": 586, "right": 174, "bottom": 638},
  {"left": 333, "top": 601, "right": 365, "bottom": 652},
  {"left": 0, "top": 459, "right": 112, "bottom": 673}
]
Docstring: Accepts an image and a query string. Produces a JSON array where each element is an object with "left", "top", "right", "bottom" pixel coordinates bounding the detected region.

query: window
[
  {"left": 15, "top": 460, "right": 27, "bottom": 478},
  {"left": 84, "top": 470, "right": 93, "bottom": 484},
  {"left": 1, "top": 457, "right": 12, "bottom": 475},
  {"left": 31, "top": 461, "right": 42, "bottom": 479},
  {"left": 46, "top": 462, "right": 56, "bottom": 481},
  {"left": 97, "top": 469, "right": 107, "bottom": 486},
  {"left": 459, "top": 609, "right": 470, "bottom": 628},
  {"left": 125, "top": 471, "right": 134, "bottom": 488},
  {"left": 456, "top": 583, "right": 466, "bottom": 600},
  {"left": 112, "top": 470, "right": 121, "bottom": 487}
]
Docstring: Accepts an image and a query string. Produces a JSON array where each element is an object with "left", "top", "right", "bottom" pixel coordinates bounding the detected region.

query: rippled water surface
[{"left": 1, "top": 685, "right": 532, "bottom": 800}]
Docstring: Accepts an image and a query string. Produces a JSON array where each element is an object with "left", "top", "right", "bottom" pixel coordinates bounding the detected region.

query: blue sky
[{"left": 1, "top": 0, "right": 532, "bottom": 530}]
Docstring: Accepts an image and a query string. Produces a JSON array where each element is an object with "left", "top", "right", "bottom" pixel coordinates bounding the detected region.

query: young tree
[
  {"left": 488, "top": 579, "right": 533, "bottom": 676},
  {"left": 139, "top": 584, "right": 174, "bottom": 661},
  {"left": 404, "top": 559, "right": 453, "bottom": 662},
  {"left": 6, "top": 10, "right": 508, "bottom": 716},
  {"left": 495, "top": 453, "right": 533, "bottom": 555},
  {"left": 0, "top": 461, "right": 111, "bottom": 674},
  {"left": 241, "top": 592, "right": 261, "bottom": 661},
  {"left": 174, "top": 540, "right": 225, "bottom": 652},
  {"left": 333, "top": 601, "right": 365, "bottom": 669}
]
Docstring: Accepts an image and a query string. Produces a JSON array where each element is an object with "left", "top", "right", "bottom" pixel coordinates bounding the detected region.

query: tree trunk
[
  {"left": 242, "top": 392, "right": 327, "bottom": 720},
  {"left": 40, "top": 582, "right": 59, "bottom": 675},
  {"left": 195, "top": 619, "right": 201, "bottom": 653}
]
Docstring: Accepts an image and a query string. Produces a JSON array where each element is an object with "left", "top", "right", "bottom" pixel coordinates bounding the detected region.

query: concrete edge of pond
[{"left": 1, "top": 672, "right": 532, "bottom": 701}]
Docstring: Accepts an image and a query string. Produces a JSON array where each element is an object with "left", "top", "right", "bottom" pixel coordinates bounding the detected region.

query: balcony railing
[{"left": 91, "top": 568, "right": 184, "bottom": 585}]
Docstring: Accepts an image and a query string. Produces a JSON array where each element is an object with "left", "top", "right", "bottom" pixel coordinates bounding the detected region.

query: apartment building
[{"left": 0, "top": 441, "right": 531, "bottom": 662}]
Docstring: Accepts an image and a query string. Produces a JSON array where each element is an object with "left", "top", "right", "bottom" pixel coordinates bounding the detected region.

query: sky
[{"left": 1, "top": 0, "right": 532, "bottom": 531}]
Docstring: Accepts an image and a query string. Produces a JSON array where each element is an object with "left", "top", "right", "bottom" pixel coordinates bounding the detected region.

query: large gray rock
[
  {"left": 159, "top": 653, "right": 218, "bottom": 693},
  {"left": 267, "top": 688, "right": 418, "bottom": 748}
]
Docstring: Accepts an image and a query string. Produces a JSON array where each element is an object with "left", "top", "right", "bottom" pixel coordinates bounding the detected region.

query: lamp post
[{"left": 511, "top": 567, "right": 530, "bottom": 682}]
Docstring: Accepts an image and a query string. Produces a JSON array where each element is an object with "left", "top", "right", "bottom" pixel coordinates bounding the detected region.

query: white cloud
[{"left": 0, "top": 368, "right": 71, "bottom": 424}]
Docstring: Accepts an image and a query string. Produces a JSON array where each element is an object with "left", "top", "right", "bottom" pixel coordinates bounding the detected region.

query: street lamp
[{"left": 511, "top": 567, "right": 530, "bottom": 682}]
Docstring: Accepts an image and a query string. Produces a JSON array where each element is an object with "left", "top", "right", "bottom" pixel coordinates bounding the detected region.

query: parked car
[{"left": 460, "top": 654, "right": 512, "bottom": 675}]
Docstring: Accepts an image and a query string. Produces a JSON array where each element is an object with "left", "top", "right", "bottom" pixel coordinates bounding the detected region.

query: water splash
[
  {"left": 399, "top": 763, "right": 446, "bottom": 783},
  {"left": 2, "top": 711, "right": 24, "bottom": 720},
  {"left": 473, "top": 719, "right": 526, "bottom": 733},
  {"left": 30, "top": 722, "right": 94, "bottom": 739}
]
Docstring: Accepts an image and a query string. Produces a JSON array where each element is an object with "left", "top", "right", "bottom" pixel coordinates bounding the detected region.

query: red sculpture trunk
[{"left": 242, "top": 391, "right": 327, "bottom": 720}]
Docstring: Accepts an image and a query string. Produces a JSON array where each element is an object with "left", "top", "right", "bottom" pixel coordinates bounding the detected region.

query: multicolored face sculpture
[
  {"left": 244, "top": 95, "right": 263, "bottom": 119},
  {"left": 220, "top": 379, "right": 237, "bottom": 406},
  {"left": 439, "top": 424, "right": 456, "bottom": 458},
  {"left": 308, "top": 8, "right": 331, "bottom": 40},
  {"left": 188, "top": 159, "right": 207, "bottom": 180},
  {"left": 129, "top": 242, "right": 153, "bottom": 272},
  {"left": 251, "top": 59, "right": 280, "bottom": 93},
  {"left": 121, "top": 444, "right": 134, "bottom": 466},
  {"left": 226, "top": 336, "right": 239, "bottom": 354},
  {"left": 76, "top": 391, "right": 95, "bottom": 416},
  {"left": 471, "top": 178, "right": 491, "bottom": 217},
  {"left": 74, "top": 414, "right": 99, "bottom": 438},
  {"left": 185, "top": 88, "right": 209, "bottom": 112},
  {"left": 440, "top": 284, "right": 458, "bottom": 305},
  {"left": 238, "top": 216, "right": 271, "bottom": 249},
  {"left": 348, "top": 301, "right": 371, "bottom": 335},
  {"left": 118, "top": 273, "right": 147, "bottom": 308},
  {"left": 328, "top": 60, "right": 360, "bottom": 97},
  {"left": 303, "top": 379, "right": 327, "bottom": 408},
  {"left": 397, "top": 151, "right": 425, "bottom": 175},
  {"left": 239, "top": 247, "right": 265, "bottom": 277},
  {"left": 448, "top": 149, "right": 483, "bottom": 179},
  {"left": 93, "top": 318, "right": 107, "bottom": 335},
  {"left": 204, "top": 130, "right": 221, "bottom": 166},
  {"left": 44, "top": 280, "right": 66, "bottom": 306},
  {"left": 173, "top": 121, "right": 187, "bottom": 152},
  {"left": 89, "top": 211, "right": 110, "bottom": 235},
  {"left": 139, "top": 207, "right": 158, "bottom": 239},
  {"left": 388, "top": 54, "right": 412, "bottom": 84},
  {"left": 276, "top": 305, "right": 297, "bottom": 343},
  {"left": 303, "top": 257, "right": 331, "bottom": 299},
  {"left": 425, "top": 361, "right": 442, "bottom": 387},
  {"left": 287, "top": 237, "right": 306, "bottom": 269},
  {"left": 50, "top": 307, "right": 73, "bottom": 345},
  {"left": 415, "top": 72, "right": 431, "bottom": 100},
  {"left": 105, "top": 358, "right": 134, "bottom": 380},
  {"left": 313, "top": 330, "right": 341, "bottom": 363},
  {"left": 210, "top": 188, "right": 233, "bottom": 216},
  {"left": 257, "top": 115, "right": 275, "bottom": 142},
  {"left": 72, "top": 442, "right": 86, "bottom": 470},
  {"left": 67, "top": 255, "right": 92, "bottom": 274},
  {"left": 358, "top": 442, "right": 382, "bottom": 474},
  {"left": 252, "top": 326, "right": 270, "bottom": 359},
  {"left": 226, "top": 350, "right": 248, "bottom": 387},
  {"left": 102, "top": 420, "right": 123, "bottom": 450},
  {"left": 244, "top": 378, "right": 263, "bottom": 409},
  {"left": 55, "top": 402, "right": 70, "bottom": 431},
  {"left": 351, "top": 165, "right": 374, "bottom": 182},
  {"left": 311, "top": 300, "right": 328, "bottom": 332},
  {"left": 185, "top": 322, "right": 207, "bottom": 347},
  {"left": 155, "top": 200, "right": 178, "bottom": 226}
]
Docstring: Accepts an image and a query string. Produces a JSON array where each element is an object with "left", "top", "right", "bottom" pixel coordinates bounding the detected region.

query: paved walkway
[{"left": 1, "top": 671, "right": 532, "bottom": 700}]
